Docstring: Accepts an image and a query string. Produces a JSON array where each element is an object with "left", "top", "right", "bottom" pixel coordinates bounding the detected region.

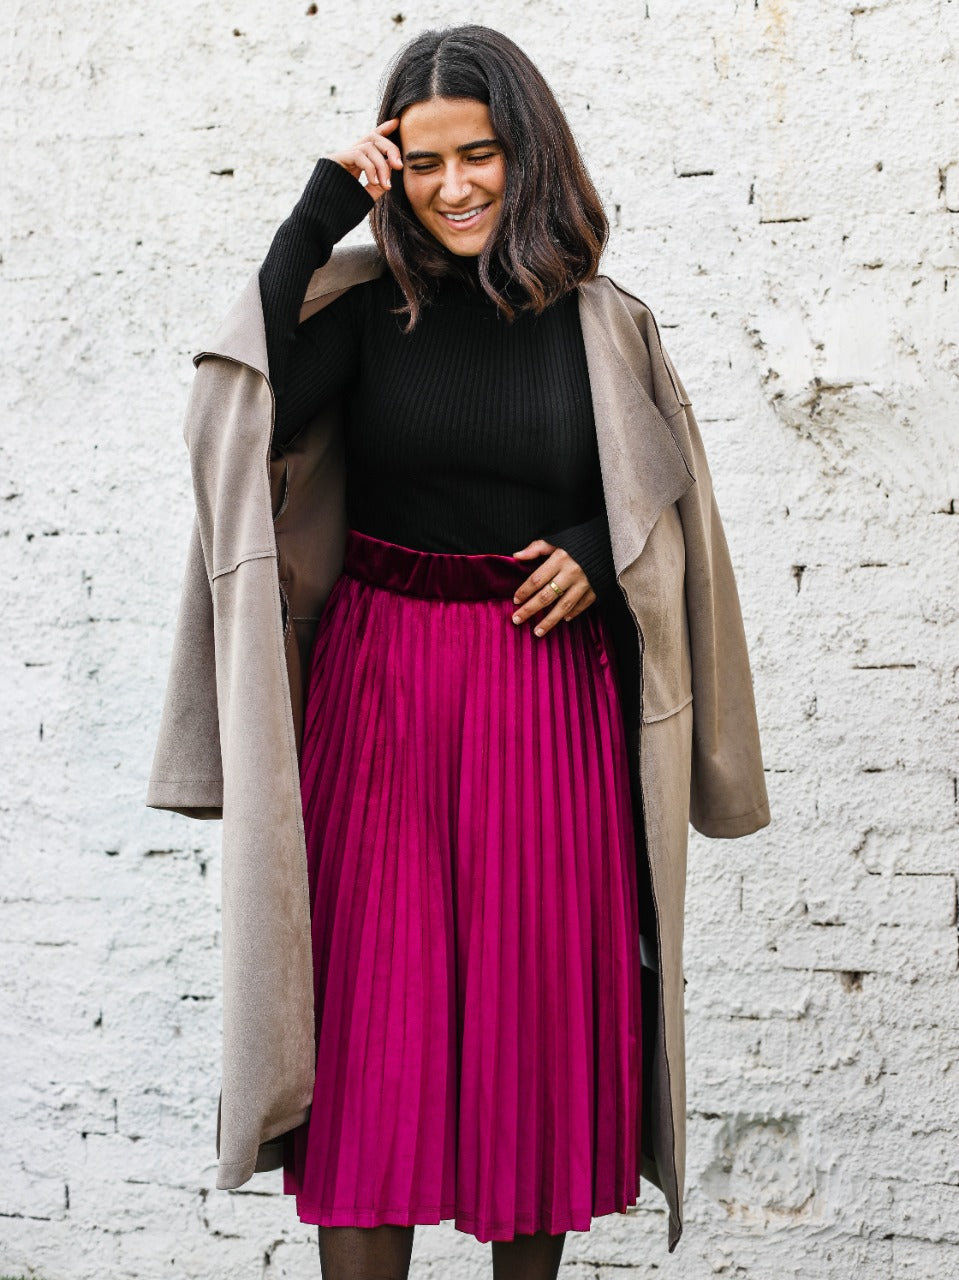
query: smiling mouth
[{"left": 438, "top": 203, "right": 492, "bottom": 227}]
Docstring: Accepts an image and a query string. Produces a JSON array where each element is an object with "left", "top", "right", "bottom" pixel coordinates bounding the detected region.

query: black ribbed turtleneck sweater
[{"left": 257, "top": 156, "right": 617, "bottom": 603}]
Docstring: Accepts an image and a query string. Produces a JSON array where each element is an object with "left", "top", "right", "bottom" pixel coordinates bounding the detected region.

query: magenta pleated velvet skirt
[{"left": 281, "top": 528, "right": 643, "bottom": 1242}]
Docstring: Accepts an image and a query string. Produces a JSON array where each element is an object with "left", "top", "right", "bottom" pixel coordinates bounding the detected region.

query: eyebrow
[{"left": 403, "top": 138, "right": 501, "bottom": 161}]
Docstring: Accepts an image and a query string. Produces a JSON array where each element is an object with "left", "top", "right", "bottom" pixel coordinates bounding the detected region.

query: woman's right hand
[{"left": 327, "top": 118, "right": 403, "bottom": 203}]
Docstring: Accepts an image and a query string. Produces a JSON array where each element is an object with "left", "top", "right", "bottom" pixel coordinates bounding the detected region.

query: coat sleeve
[
  {"left": 670, "top": 378, "right": 771, "bottom": 839},
  {"left": 145, "top": 513, "right": 224, "bottom": 818}
]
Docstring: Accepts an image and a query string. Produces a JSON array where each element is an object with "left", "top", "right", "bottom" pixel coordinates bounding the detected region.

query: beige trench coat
[{"left": 146, "top": 242, "right": 770, "bottom": 1253}]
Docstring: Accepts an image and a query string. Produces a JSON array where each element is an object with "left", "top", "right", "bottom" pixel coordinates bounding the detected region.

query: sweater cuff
[
  {"left": 544, "top": 512, "right": 618, "bottom": 605},
  {"left": 291, "top": 156, "right": 376, "bottom": 241}
]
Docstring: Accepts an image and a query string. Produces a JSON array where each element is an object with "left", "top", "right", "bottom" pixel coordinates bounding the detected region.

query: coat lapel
[
  {"left": 190, "top": 244, "right": 386, "bottom": 379},
  {"left": 197, "top": 271, "right": 270, "bottom": 379},
  {"left": 577, "top": 279, "right": 697, "bottom": 578},
  {"left": 300, "top": 243, "right": 386, "bottom": 322}
]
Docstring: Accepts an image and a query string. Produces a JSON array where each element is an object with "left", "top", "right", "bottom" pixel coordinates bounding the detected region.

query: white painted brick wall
[{"left": 2, "top": 1, "right": 957, "bottom": 1276}]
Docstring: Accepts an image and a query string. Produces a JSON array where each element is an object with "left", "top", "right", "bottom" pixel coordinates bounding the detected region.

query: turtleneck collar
[{"left": 433, "top": 250, "right": 528, "bottom": 308}]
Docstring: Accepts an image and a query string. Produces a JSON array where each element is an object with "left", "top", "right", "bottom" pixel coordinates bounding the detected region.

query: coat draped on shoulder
[{"left": 147, "top": 242, "right": 770, "bottom": 1254}]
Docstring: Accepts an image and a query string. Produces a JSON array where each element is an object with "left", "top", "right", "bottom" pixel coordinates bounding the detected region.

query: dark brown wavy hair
[{"left": 369, "top": 24, "right": 609, "bottom": 333}]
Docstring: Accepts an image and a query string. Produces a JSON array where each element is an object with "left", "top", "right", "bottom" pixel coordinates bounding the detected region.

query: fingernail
[
  {"left": 534, "top": 627, "right": 544, "bottom": 637},
  {"left": 512, "top": 595, "right": 519, "bottom": 604},
  {"left": 512, "top": 614, "right": 520, "bottom": 624}
]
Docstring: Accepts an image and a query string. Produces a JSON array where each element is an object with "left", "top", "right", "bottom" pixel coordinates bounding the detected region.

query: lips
[{"left": 438, "top": 202, "right": 492, "bottom": 227}]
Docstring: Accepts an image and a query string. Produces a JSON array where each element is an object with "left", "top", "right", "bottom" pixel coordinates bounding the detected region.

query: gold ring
[{"left": 548, "top": 578, "right": 564, "bottom": 597}]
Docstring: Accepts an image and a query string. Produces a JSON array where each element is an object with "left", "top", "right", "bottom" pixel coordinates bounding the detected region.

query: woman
[
  {"left": 264, "top": 30, "right": 639, "bottom": 1279},
  {"left": 146, "top": 21, "right": 770, "bottom": 1277}
]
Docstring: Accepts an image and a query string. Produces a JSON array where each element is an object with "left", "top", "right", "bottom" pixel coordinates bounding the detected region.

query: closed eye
[{"left": 409, "top": 153, "right": 498, "bottom": 172}]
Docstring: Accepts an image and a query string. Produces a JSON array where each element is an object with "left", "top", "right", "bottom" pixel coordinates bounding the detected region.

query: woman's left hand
[{"left": 510, "top": 539, "right": 596, "bottom": 637}]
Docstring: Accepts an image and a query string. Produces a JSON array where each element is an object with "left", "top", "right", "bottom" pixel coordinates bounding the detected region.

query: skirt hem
[{"left": 289, "top": 1187, "right": 642, "bottom": 1241}]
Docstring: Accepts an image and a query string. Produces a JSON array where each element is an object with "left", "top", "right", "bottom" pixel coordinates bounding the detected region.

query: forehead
[{"left": 399, "top": 97, "right": 497, "bottom": 154}]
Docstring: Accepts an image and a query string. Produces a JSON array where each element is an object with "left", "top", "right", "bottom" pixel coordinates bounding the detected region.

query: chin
[
  {"left": 443, "top": 241, "right": 486, "bottom": 257},
  {"left": 432, "top": 229, "right": 488, "bottom": 258}
]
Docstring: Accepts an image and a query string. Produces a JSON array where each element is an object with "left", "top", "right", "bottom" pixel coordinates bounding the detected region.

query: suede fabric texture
[{"left": 146, "top": 243, "right": 771, "bottom": 1254}]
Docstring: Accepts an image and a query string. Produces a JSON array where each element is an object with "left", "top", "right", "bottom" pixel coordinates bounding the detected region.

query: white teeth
[{"left": 442, "top": 205, "right": 488, "bottom": 222}]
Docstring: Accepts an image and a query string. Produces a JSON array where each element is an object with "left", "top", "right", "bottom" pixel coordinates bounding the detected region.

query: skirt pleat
[{"left": 282, "top": 528, "right": 643, "bottom": 1241}]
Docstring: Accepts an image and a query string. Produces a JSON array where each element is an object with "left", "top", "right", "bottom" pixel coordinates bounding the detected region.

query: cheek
[{"left": 404, "top": 180, "right": 433, "bottom": 218}]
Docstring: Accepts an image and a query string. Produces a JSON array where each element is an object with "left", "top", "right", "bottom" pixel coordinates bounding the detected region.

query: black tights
[{"left": 317, "top": 1223, "right": 567, "bottom": 1279}]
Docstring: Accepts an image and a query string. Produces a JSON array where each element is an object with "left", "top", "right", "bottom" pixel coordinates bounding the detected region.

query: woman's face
[{"left": 398, "top": 97, "right": 506, "bottom": 257}]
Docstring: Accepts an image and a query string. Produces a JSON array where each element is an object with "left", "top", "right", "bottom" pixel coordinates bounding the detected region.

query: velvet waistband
[{"left": 342, "top": 527, "right": 543, "bottom": 601}]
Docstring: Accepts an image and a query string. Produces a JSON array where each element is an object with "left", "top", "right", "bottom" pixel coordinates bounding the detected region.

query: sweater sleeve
[
  {"left": 544, "top": 510, "right": 618, "bottom": 605},
  {"left": 259, "top": 157, "right": 375, "bottom": 445}
]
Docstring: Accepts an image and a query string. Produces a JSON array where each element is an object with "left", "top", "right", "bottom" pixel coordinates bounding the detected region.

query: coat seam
[
  {"left": 150, "top": 777, "right": 222, "bottom": 784},
  {"left": 699, "top": 800, "right": 770, "bottom": 824},
  {"left": 217, "top": 1156, "right": 256, "bottom": 1171},
  {"left": 642, "top": 693, "right": 693, "bottom": 723},
  {"left": 210, "top": 549, "right": 276, "bottom": 580}
]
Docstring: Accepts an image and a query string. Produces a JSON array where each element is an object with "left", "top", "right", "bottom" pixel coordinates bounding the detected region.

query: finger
[
  {"left": 511, "top": 547, "right": 565, "bottom": 605},
  {"left": 562, "top": 589, "right": 597, "bottom": 621},
  {"left": 371, "top": 120, "right": 404, "bottom": 168},
  {"left": 346, "top": 139, "right": 392, "bottom": 191},
  {"left": 329, "top": 119, "right": 402, "bottom": 185},
  {"left": 511, "top": 576, "right": 588, "bottom": 626},
  {"left": 335, "top": 144, "right": 377, "bottom": 189},
  {"left": 514, "top": 573, "right": 572, "bottom": 616},
  {"left": 356, "top": 141, "right": 391, "bottom": 190},
  {"left": 512, "top": 538, "right": 553, "bottom": 560},
  {"left": 368, "top": 128, "right": 404, "bottom": 174},
  {"left": 531, "top": 594, "right": 581, "bottom": 636},
  {"left": 540, "top": 578, "right": 598, "bottom": 633}
]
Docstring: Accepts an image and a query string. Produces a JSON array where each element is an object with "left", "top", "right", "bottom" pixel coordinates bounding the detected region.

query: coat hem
[
  {"left": 667, "top": 1212, "right": 683, "bottom": 1252},
  {"left": 215, "top": 1103, "right": 311, "bottom": 1189},
  {"left": 692, "top": 799, "right": 770, "bottom": 839},
  {"left": 145, "top": 778, "right": 224, "bottom": 816}
]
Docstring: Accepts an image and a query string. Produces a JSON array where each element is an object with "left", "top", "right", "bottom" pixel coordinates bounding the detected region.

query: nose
[{"left": 439, "top": 162, "right": 471, "bottom": 204}]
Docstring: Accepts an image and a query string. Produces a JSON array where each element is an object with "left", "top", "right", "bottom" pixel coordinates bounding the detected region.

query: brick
[
  {"left": 816, "top": 765, "right": 955, "bottom": 833},
  {"left": 774, "top": 922, "right": 957, "bottom": 977}
]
